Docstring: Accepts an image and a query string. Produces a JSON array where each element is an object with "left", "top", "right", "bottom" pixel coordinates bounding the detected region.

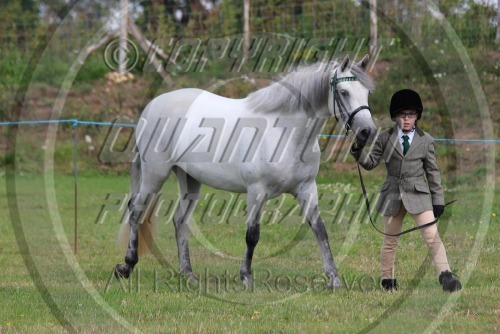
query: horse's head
[{"left": 328, "top": 54, "right": 377, "bottom": 146}]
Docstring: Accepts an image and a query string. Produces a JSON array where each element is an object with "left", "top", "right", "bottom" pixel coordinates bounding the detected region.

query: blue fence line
[
  {"left": 0, "top": 119, "right": 136, "bottom": 128},
  {"left": 318, "top": 135, "right": 500, "bottom": 143},
  {"left": 1, "top": 119, "right": 499, "bottom": 143},
  {"left": 319, "top": 135, "right": 500, "bottom": 144}
]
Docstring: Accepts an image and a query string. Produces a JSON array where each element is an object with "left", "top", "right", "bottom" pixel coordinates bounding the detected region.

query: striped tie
[{"left": 402, "top": 135, "right": 410, "bottom": 155}]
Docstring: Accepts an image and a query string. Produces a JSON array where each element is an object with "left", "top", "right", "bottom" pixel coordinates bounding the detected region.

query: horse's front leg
[
  {"left": 295, "top": 184, "right": 343, "bottom": 289},
  {"left": 115, "top": 194, "right": 143, "bottom": 278},
  {"left": 240, "top": 192, "right": 266, "bottom": 286}
]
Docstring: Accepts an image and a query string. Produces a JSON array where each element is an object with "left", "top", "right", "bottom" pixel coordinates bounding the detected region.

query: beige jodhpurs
[{"left": 381, "top": 206, "right": 450, "bottom": 279}]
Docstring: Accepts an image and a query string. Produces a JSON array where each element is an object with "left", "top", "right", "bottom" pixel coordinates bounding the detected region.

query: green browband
[{"left": 330, "top": 74, "right": 358, "bottom": 92}]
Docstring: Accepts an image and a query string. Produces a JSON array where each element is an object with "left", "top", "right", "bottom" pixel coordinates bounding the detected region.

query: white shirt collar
[{"left": 397, "top": 126, "right": 415, "bottom": 145}]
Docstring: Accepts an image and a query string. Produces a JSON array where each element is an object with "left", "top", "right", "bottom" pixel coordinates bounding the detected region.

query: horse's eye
[{"left": 340, "top": 89, "right": 349, "bottom": 97}]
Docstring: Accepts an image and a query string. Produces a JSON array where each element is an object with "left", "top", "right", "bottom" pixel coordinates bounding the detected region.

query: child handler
[{"left": 350, "top": 89, "right": 461, "bottom": 292}]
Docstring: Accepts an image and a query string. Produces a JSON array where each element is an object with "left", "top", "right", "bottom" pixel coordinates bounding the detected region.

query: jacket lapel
[{"left": 388, "top": 125, "right": 403, "bottom": 157}]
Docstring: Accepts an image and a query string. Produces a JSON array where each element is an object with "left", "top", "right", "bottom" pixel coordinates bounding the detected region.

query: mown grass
[{"left": 0, "top": 172, "right": 499, "bottom": 333}]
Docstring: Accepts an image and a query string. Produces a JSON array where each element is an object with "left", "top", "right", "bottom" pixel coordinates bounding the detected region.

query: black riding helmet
[{"left": 390, "top": 89, "right": 423, "bottom": 120}]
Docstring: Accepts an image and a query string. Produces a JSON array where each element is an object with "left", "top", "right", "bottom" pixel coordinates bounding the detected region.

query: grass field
[{"left": 0, "top": 171, "right": 499, "bottom": 333}]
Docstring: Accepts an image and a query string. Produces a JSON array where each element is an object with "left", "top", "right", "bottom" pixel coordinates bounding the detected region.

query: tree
[
  {"left": 496, "top": 0, "right": 500, "bottom": 44},
  {"left": 369, "top": 0, "right": 377, "bottom": 57},
  {"left": 0, "top": 0, "right": 40, "bottom": 122}
]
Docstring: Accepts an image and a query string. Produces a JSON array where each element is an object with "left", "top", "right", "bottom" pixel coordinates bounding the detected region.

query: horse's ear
[
  {"left": 340, "top": 54, "right": 350, "bottom": 72},
  {"left": 358, "top": 54, "right": 369, "bottom": 71}
]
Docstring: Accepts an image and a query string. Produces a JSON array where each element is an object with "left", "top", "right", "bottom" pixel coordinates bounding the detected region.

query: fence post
[{"left": 73, "top": 119, "right": 79, "bottom": 255}]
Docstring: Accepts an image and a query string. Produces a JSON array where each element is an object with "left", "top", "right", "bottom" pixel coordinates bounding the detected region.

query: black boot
[
  {"left": 439, "top": 271, "right": 462, "bottom": 292},
  {"left": 381, "top": 279, "right": 398, "bottom": 291}
]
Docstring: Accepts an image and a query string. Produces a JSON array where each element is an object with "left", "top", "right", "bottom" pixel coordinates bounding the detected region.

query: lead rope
[{"left": 357, "top": 163, "right": 456, "bottom": 237}]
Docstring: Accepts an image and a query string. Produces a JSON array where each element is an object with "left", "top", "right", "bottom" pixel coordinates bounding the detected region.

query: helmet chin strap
[
  {"left": 401, "top": 125, "right": 416, "bottom": 134},
  {"left": 330, "top": 70, "right": 371, "bottom": 135}
]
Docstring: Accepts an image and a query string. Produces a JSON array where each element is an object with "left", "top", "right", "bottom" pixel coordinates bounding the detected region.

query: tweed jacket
[{"left": 352, "top": 125, "right": 445, "bottom": 216}]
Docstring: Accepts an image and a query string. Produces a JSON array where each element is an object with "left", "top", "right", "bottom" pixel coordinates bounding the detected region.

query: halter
[{"left": 330, "top": 70, "right": 371, "bottom": 134}]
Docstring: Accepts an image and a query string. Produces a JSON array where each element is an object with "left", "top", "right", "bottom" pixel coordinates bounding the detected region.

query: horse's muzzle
[{"left": 356, "top": 127, "right": 376, "bottom": 146}]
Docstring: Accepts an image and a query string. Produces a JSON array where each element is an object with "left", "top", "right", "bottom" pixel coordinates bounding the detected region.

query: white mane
[{"left": 246, "top": 61, "right": 374, "bottom": 114}]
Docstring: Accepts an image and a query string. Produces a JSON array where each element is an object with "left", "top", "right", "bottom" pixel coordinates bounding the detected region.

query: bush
[{"left": 74, "top": 53, "right": 109, "bottom": 83}]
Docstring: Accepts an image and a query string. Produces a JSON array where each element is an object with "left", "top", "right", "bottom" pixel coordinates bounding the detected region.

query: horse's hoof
[
  {"left": 114, "top": 263, "right": 131, "bottom": 279},
  {"left": 241, "top": 275, "right": 253, "bottom": 287},
  {"left": 327, "top": 276, "right": 343, "bottom": 289},
  {"left": 182, "top": 272, "right": 199, "bottom": 285}
]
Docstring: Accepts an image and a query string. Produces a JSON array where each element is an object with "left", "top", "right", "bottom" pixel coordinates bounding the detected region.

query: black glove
[{"left": 433, "top": 205, "right": 445, "bottom": 218}]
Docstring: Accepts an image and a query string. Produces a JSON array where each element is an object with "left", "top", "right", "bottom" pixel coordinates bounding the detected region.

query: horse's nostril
[{"left": 357, "top": 128, "right": 373, "bottom": 145}]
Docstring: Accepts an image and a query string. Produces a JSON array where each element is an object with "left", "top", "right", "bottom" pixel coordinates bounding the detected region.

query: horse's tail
[{"left": 118, "top": 144, "right": 157, "bottom": 256}]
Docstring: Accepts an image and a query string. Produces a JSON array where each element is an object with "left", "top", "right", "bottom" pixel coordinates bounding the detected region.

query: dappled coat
[{"left": 352, "top": 125, "right": 445, "bottom": 216}]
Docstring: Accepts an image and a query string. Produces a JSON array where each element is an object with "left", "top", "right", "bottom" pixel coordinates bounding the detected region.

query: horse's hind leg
[
  {"left": 115, "top": 166, "right": 170, "bottom": 279},
  {"left": 240, "top": 191, "right": 267, "bottom": 286},
  {"left": 295, "top": 183, "right": 343, "bottom": 289},
  {"left": 173, "top": 167, "right": 201, "bottom": 282}
]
